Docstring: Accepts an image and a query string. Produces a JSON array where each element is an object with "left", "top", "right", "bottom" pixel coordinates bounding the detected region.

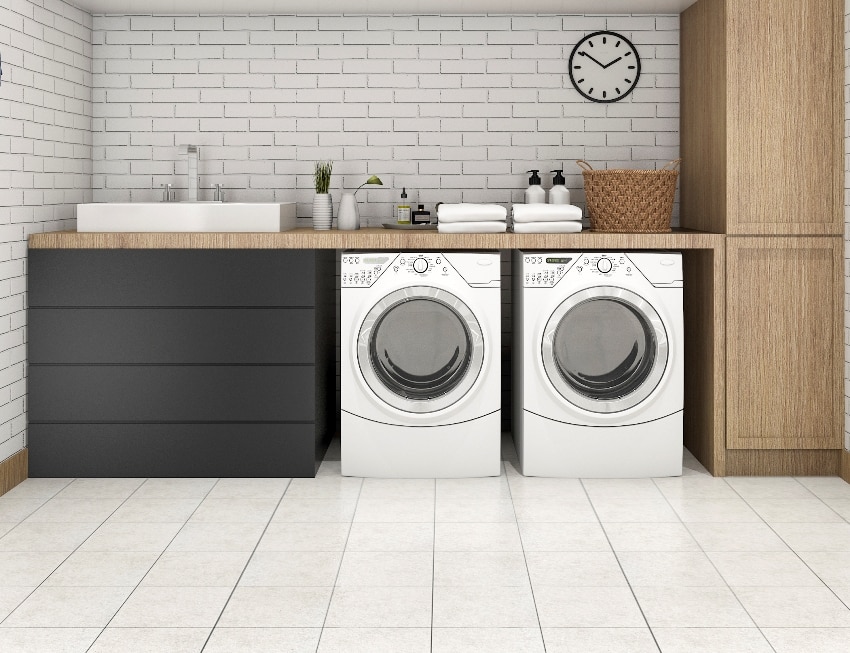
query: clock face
[{"left": 568, "top": 31, "right": 641, "bottom": 103}]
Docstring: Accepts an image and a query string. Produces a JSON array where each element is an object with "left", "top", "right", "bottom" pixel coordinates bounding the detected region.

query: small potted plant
[
  {"left": 312, "top": 161, "right": 333, "bottom": 230},
  {"left": 338, "top": 175, "right": 383, "bottom": 231}
]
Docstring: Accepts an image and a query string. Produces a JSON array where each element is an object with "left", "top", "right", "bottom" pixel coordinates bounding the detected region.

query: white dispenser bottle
[
  {"left": 524, "top": 170, "right": 546, "bottom": 203},
  {"left": 549, "top": 170, "right": 570, "bottom": 204}
]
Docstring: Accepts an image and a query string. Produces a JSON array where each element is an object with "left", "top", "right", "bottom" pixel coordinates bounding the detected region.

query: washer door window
[
  {"left": 358, "top": 286, "right": 484, "bottom": 413},
  {"left": 542, "top": 286, "right": 668, "bottom": 413}
]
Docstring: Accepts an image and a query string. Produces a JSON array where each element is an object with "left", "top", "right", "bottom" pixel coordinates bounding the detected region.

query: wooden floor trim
[
  {"left": 0, "top": 448, "right": 27, "bottom": 496},
  {"left": 841, "top": 450, "right": 850, "bottom": 484},
  {"left": 726, "top": 449, "right": 840, "bottom": 476}
]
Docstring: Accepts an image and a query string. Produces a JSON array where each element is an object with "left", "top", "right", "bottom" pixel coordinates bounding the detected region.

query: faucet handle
[{"left": 161, "top": 183, "right": 175, "bottom": 202}]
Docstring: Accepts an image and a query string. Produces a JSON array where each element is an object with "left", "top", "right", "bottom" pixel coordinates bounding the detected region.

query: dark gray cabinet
[{"left": 27, "top": 249, "right": 335, "bottom": 477}]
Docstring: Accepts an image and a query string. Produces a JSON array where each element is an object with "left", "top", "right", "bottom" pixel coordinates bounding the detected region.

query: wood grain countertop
[{"left": 29, "top": 228, "right": 724, "bottom": 250}]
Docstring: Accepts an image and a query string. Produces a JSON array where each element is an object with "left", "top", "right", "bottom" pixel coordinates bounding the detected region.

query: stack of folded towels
[
  {"left": 511, "top": 204, "right": 583, "bottom": 233},
  {"left": 436, "top": 204, "right": 508, "bottom": 233}
]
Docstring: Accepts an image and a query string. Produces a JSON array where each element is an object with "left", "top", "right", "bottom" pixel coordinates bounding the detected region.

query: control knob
[
  {"left": 412, "top": 257, "right": 429, "bottom": 273},
  {"left": 596, "top": 257, "right": 613, "bottom": 274}
]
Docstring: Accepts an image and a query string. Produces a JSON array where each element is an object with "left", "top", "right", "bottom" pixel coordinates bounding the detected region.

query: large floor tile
[
  {"left": 435, "top": 498, "right": 516, "bottom": 522},
  {"left": 0, "top": 551, "right": 70, "bottom": 586},
  {"left": 88, "top": 627, "right": 211, "bottom": 653},
  {"left": 541, "top": 627, "right": 658, "bottom": 653},
  {"left": 78, "top": 522, "right": 183, "bottom": 552},
  {"left": 763, "top": 627, "right": 850, "bottom": 653},
  {"left": 432, "top": 585, "right": 538, "bottom": 627},
  {"left": 667, "top": 498, "right": 762, "bottom": 522},
  {"left": 167, "top": 521, "right": 267, "bottom": 552},
  {"left": 335, "top": 551, "right": 432, "bottom": 587},
  {"left": 110, "top": 586, "right": 232, "bottom": 628},
  {"left": 345, "top": 522, "right": 432, "bottom": 552},
  {"left": 518, "top": 521, "right": 611, "bottom": 551},
  {"left": 240, "top": 550, "right": 343, "bottom": 586},
  {"left": 217, "top": 586, "right": 333, "bottom": 627},
  {"left": 358, "top": 478, "right": 435, "bottom": 500},
  {"left": 708, "top": 550, "right": 824, "bottom": 587},
  {"left": 434, "top": 521, "right": 522, "bottom": 551},
  {"left": 533, "top": 586, "right": 646, "bottom": 628},
  {"left": 272, "top": 498, "right": 358, "bottom": 523},
  {"left": 512, "top": 498, "right": 597, "bottom": 523},
  {"left": 284, "top": 476, "right": 362, "bottom": 499},
  {"left": 795, "top": 476, "right": 850, "bottom": 499},
  {"left": 633, "top": 585, "right": 755, "bottom": 627},
  {"left": 770, "top": 521, "right": 850, "bottom": 551},
  {"left": 26, "top": 498, "right": 125, "bottom": 523},
  {"left": 604, "top": 522, "right": 700, "bottom": 551},
  {"left": 55, "top": 478, "right": 145, "bottom": 500},
  {"left": 746, "top": 498, "right": 844, "bottom": 523},
  {"left": 0, "top": 498, "right": 48, "bottom": 522},
  {"left": 685, "top": 521, "right": 790, "bottom": 552},
  {"left": 797, "top": 551, "right": 850, "bottom": 586},
  {"left": 434, "top": 551, "right": 529, "bottom": 586},
  {"left": 325, "top": 586, "right": 432, "bottom": 627},
  {"left": 318, "top": 627, "right": 431, "bottom": 653},
  {"left": 725, "top": 476, "right": 814, "bottom": 499},
  {"left": 432, "top": 627, "right": 545, "bottom": 653},
  {"left": 732, "top": 586, "right": 850, "bottom": 627},
  {"left": 107, "top": 497, "right": 202, "bottom": 523},
  {"left": 436, "top": 476, "right": 511, "bottom": 500},
  {"left": 0, "top": 628, "right": 101, "bottom": 653},
  {"left": 3, "top": 585, "right": 133, "bottom": 627},
  {"left": 652, "top": 627, "right": 774, "bottom": 652},
  {"left": 0, "top": 478, "right": 72, "bottom": 499},
  {"left": 525, "top": 551, "right": 627, "bottom": 587},
  {"left": 258, "top": 521, "right": 351, "bottom": 552},
  {"left": 0, "top": 521, "right": 100, "bottom": 552},
  {"left": 205, "top": 477, "right": 291, "bottom": 499},
  {"left": 617, "top": 551, "right": 726, "bottom": 587},
  {"left": 506, "top": 476, "right": 587, "bottom": 500},
  {"left": 131, "top": 477, "right": 217, "bottom": 499},
  {"left": 821, "top": 498, "right": 850, "bottom": 521},
  {"left": 353, "top": 497, "right": 435, "bottom": 523},
  {"left": 190, "top": 498, "right": 280, "bottom": 523},
  {"left": 582, "top": 478, "right": 665, "bottom": 500},
  {"left": 591, "top": 497, "right": 681, "bottom": 523},
  {"left": 653, "top": 476, "right": 739, "bottom": 500},
  {"left": 140, "top": 550, "right": 250, "bottom": 586},
  {"left": 204, "top": 627, "right": 320, "bottom": 653},
  {"left": 44, "top": 551, "right": 159, "bottom": 586}
]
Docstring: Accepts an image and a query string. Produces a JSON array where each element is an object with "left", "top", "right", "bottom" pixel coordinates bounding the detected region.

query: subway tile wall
[
  {"left": 0, "top": 0, "right": 92, "bottom": 463},
  {"left": 90, "top": 14, "right": 681, "bottom": 224}
]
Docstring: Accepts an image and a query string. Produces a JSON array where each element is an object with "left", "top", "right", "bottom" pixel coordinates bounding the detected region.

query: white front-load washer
[
  {"left": 513, "top": 251, "right": 683, "bottom": 478},
  {"left": 341, "top": 251, "right": 501, "bottom": 478}
]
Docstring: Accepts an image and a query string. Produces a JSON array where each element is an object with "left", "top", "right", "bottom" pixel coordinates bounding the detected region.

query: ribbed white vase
[{"left": 312, "top": 193, "right": 333, "bottom": 230}]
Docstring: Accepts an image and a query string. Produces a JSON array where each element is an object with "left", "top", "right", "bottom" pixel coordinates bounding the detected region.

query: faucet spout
[{"left": 178, "top": 145, "right": 199, "bottom": 202}]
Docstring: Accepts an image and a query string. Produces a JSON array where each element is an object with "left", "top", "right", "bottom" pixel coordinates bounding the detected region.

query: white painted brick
[
  {"left": 393, "top": 31, "right": 441, "bottom": 45},
  {"left": 153, "top": 31, "right": 198, "bottom": 45},
  {"left": 200, "top": 30, "right": 248, "bottom": 45},
  {"left": 297, "top": 31, "right": 342, "bottom": 46},
  {"left": 130, "top": 44, "right": 175, "bottom": 60},
  {"left": 130, "top": 16, "right": 174, "bottom": 31},
  {"left": 174, "top": 16, "right": 223, "bottom": 31},
  {"left": 320, "top": 103, "right": 368, "bottom": 118},
  {"left": 419, "top": 45, "right": 463, "bottom": 60},
  {"left": 174, "top": 45, "right": 222, "bottom": 60},
  {"left": 419, "top": 16, "right": 462, "bottom": 31}
]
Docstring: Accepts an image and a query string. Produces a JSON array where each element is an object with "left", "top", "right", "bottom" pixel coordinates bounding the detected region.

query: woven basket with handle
[{"left": 577, "top": 159, "right": 681, "bottom": 233}]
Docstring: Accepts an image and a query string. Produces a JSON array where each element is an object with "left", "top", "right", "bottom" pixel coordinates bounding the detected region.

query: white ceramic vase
[
  {"left": 312, "top": 193, "right": 333, "bottom": 230},
  {"left": 337, "top": 193, "right": 360, "bottom": 231}
]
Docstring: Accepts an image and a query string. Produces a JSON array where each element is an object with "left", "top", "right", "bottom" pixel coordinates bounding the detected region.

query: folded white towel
[
  {"left": 438, "top": 221, "right": 507, "bottom": 233},
  {"left": 512, "top": 204, "right": 583, "bottom": 223},
  {"left": 512, "top": 221, "right": 583, "bottom": 233},
  {"left": 437, "top": 203, "right": 508, "bottom": 223}
]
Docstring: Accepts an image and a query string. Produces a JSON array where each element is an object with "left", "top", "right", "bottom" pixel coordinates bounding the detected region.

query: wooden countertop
[{"left": 29, "top": 228, "right": 724, "bottom": 250}]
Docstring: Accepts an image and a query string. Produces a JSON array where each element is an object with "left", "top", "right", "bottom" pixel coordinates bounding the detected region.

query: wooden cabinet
[
  {"left": 27, "top": 249, "right": 336, "bottom": 478},
  {"left": 726, "top": 237, "right": 842, "bottom": 451},
  {"left": 682, "top": 0, "right": 843, "bottom": 235}
]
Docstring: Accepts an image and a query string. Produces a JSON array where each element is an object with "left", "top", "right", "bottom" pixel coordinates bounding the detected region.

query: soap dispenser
[
  {"left": 549, "top": 170, "right": 570, "bottom": 205},
  {"left": 525, "top": 170, "right": 546, "bottom": 204}
]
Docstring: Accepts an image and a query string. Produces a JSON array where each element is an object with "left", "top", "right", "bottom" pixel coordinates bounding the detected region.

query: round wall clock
[{"left": 568, "top": 31, "right": 641, "bottom": 103}]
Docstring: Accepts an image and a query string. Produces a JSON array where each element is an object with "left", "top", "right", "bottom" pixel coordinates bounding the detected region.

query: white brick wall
[
  {"left": 91, "top": 14, "right": 681, "bottom": 226},
  {"left": 0, "top": 0, "right": 92, "bottom": 463}
]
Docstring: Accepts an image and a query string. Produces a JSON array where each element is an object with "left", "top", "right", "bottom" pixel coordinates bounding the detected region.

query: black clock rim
[{"left": 568, "top": 30, "right": 642, "bottom": 104}]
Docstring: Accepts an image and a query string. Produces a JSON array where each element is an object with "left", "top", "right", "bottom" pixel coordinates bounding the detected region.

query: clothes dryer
[
  {"left": 341, "top": 251, "right": 501, "bottom": 478},
  {"left": 513, "top": 251, "right": 683, "bottom": 477}
]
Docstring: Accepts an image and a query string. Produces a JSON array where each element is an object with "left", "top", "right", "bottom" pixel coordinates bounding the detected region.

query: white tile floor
[{"left": 0, "top": 439, "right": 849, "bottom": 652}]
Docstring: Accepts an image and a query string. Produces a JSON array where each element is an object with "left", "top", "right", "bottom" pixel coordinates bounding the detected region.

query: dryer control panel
[
  {"left": 341, "top": 253, "right": 459, "bottom": 287},
  {"left": 521, "top": 254, "right": 574, "bottom": 287},
  {"left": 341, "top": 253, "right": 393, "bottom": 287}
]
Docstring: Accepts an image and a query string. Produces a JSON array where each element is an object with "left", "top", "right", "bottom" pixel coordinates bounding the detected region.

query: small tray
[{"left": 381, "top": 222, "right": 437, "bottom": 230}]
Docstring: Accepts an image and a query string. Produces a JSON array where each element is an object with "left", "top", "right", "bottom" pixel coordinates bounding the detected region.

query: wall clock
[{"left": 568, "top": 31, "right": 641, "bottom": 103}]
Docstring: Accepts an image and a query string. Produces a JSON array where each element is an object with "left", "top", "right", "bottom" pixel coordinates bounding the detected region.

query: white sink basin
[{"left": 76, "top": 202, "right": 297, "bottom": 232}]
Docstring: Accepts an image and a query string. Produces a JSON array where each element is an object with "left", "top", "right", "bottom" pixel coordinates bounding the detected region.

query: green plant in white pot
[
  {"left": 338, "top": 175, "right": 383, "bottom": 231},
  {"left": 312, "top": 161, "right": 333, "bottom": 230}
]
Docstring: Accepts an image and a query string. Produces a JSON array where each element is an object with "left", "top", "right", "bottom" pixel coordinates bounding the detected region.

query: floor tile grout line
[
  {"left": 86, "top": 477, "right": 224, "bottom": 652},
  {"left": 651, "top": 476, "right": 777, "bottom": 652},
  {"left": 430, "top": 477, "right": 436, "bottom": 653},
  {"left": 789, "top": 474, "right": 850, "bottom": 526},
  {"left": 195, "top": 478, "right": 296, "bottom": 652},
  {"left": 505, "top": 464, "right": 549, "bottom": 653},
  {"left": 581, "top": 478, "right": 662, "bottom": 653},
  {"left": 723, "top": 481, "right": 850, "bottom": 616},
  {"left": 314, "top": 473, "right": 364, "bottom": 651}
]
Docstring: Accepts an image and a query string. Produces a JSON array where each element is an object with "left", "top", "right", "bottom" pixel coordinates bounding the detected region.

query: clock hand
[
  {"left": 579, "top": 51, "right": 606, "bottom": 67},
  {"left": 601, "top": 56, "right": 623, "bottom": 69}
]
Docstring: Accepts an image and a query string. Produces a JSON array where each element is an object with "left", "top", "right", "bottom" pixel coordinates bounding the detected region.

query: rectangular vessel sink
[{"left": 76, "top": 202, "right": 297, "bottom": 232}]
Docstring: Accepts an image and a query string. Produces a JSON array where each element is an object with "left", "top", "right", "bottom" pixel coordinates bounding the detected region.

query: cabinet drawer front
[
  {"left": 28, "top": 250, "right": 317, "bottom": 307},
  {"left": 29, "top": 366, "right": 315, "bottom": 423},
  {"left": 29, "top": 308, "right": 316, "bottom": 365},
  {"left": 28, "top": 423, "right": 320, "bottom": 478}
]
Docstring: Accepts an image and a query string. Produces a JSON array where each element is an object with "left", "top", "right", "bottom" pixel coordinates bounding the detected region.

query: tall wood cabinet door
[
  {"left": 726, "top": 237, "right": 842, "bottom": 449},
  {"left": 726, "top": 0, "right": 843, "bottom": 235}
]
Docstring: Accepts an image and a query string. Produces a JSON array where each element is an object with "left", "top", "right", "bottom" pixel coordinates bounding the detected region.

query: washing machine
[
  {"left": 341, "top": 251, "right": 501, "bottom": 478},
  {"left": 513, "top": 251, "right": 683, "bottom": 478}
]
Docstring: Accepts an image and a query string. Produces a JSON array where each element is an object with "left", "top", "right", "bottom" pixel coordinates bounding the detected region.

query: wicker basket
[{"left": 577, "top": 159, "right": 681, "bottom": 233}]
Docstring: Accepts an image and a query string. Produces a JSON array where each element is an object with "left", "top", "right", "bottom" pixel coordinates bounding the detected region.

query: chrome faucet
[
  {"left": 161, "top": 183, "right": 176, "bottom": 202},
  {"left": 178, "top": 145, "right": 199, "bottom": 201},
  {"left": 212, "top": 183, "right": 225, "bottom": 202}
]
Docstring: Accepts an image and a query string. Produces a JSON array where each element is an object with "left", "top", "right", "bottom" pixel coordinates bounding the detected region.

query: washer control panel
[
  {"left": 574, "top": 254, "right": 633, "bottom": 277},
  {"left": 342, "top": 253, "right": 451, "bottom": 287},
  {"left": 522, "top": 253, "right": 640, "bottom": 287},
  {"left": 522, "top": 255, "right": 573, "bottom": 287}
]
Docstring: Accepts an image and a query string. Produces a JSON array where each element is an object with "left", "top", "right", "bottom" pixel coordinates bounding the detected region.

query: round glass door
[
  {"left": 357, "top": 286, "right": 484, "bottom": 413},
  {"left": 542, "top": 286, "right": 668, "bottom": 413}
]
